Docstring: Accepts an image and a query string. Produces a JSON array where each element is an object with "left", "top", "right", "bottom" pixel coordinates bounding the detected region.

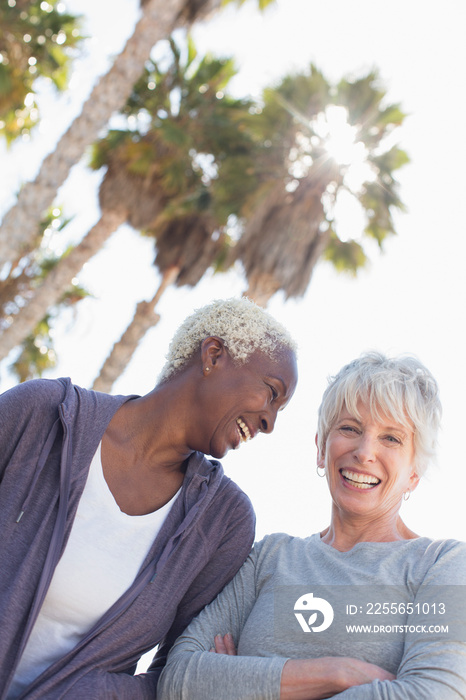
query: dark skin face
[
  {"left": 189, "top": 337, "right": 298, "bottom": 459},
  {"left": 101, "top": 337, "right": 297, "bottom": 515}
]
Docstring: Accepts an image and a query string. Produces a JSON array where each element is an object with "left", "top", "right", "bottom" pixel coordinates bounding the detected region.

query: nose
[
  {"left": 353, "top": 433, "right": 376, "bottom": 464},
  {"left": 260, "top": 405, "right": 278, "bottom": 434}
]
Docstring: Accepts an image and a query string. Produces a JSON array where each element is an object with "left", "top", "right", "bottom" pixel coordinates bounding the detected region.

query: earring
[
  {"left": 205, "top": 367, "right": 210, "bottom": 372},
  {"left": 403, "top": 490, "right": 411, "bottom": 501},
  {"left": 316, "top": 465, "right": 326, "bottom": 478}
]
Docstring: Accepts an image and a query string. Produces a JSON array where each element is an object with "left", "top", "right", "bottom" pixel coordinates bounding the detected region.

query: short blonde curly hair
[{"left": 158, "top": 297, "right": 297, "bottom": 383}]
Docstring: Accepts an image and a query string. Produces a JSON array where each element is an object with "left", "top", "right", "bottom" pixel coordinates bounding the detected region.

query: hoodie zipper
[{"left": 15, "top": 409, "right": 72, "bottom": 663}]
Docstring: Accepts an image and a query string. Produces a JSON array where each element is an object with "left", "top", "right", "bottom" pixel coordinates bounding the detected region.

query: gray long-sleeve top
[{"left": 158, "top": 532, "right": 466, "bottom": 699}]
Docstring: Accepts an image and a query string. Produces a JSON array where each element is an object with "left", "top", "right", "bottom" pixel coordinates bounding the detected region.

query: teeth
[
  {"left": 236, "top": 418, "right": 251, "bottom": 442},
  {"left": 341, "top": 469, "right": 380, "bottom": 488}
]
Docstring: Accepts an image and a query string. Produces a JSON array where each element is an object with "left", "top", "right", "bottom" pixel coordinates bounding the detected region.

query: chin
[{"left": 208, "top": 445, "right": 227, "bottom": 459}]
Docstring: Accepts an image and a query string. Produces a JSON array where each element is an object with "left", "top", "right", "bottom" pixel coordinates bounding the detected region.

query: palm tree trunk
[
  {"left": 241, "top": 281, "right": 280, "bottom": 308},
  {"left": 0, "top": 268, "right": 33, "bottom": 319},
  {"left": 0, "top": 208, "right": 126, "bottom": 361},
  {"left": 243, "top": 225, "right": 331, "bottom": 307},
  {"left": 234, "top": 156, "right": 340, "bottom": 305},
  {"left": 0, "top": 0, "right": 222, "bottom": 267},
  {"left": 92, "top": 266, "right": 179, "bottom": 393}
]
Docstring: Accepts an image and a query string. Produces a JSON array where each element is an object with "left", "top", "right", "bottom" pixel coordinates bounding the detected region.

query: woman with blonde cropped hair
[
  {"left": 0, "top": 297, "right": 298, "bottom": 700},
  {"left": 158, "top": 352, "right": 466, "bottom": 700}
]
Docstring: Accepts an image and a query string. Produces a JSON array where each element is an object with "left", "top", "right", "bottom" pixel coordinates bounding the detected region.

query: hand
[
  {"left": 335, "top": 656, "right": 395, "bottom": 688},
  {"left": 209, "top": 633, "right": 237, "bottom": 655}
]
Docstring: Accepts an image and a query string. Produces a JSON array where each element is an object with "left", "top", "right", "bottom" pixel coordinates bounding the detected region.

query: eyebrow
[{"left": 339, "top": 415, "right": 410, "bottom": 436}]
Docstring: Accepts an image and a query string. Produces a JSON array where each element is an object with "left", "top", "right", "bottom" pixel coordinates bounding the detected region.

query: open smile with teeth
[
  {"left": 340, "top": 469, "right": 381, "bottom": 489},
  {"left": 236, "top": 418, "right": 251, "bottom": 442}
]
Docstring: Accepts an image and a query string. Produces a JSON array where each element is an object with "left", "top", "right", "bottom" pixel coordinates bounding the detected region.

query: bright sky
[{"left": 1, "top": 0, "right": 465, "bottom": 542}]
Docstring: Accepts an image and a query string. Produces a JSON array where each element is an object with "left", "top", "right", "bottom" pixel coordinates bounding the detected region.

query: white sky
[{"left": 1, "top": 0, "right": 465, "bottom": 542}]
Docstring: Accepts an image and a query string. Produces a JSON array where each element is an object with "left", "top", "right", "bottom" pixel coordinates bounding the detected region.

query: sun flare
[{"left": 314, "top": 105, "right": 375, "bottom": 190}]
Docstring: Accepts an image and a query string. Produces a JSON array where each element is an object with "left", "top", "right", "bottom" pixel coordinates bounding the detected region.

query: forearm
[
  {"left": 159, "top": 650, "right": 395, "bottom": 700},
  {"left": 281, "top": 657, "right": 396, "bottom": 700},
  {"left": 280, "top": 658, "right": 344, "bottom": 700},
  {"left": 329, "top": 640, "right": 466, "bottom": 699},
  {"left": 208, "top": 636, "right": 344, "bottom": 700},
  {"left": 158, "top": 649, "right": 286, "bottom": 700}
]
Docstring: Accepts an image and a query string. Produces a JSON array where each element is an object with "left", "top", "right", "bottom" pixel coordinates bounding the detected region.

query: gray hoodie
[{"left": 0, "top": 378, "right": 255, "bottom": 699}]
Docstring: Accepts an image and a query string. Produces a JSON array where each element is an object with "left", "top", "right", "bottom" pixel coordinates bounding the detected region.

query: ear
[
  {"left": 200, "top": 336, "right": 227, "bottom": 375},
  {"left": 408, "top": 470, "right": 420, "bottom": 493},
  {"left": 315, "top": 433, "right": 325, "bottom": 468}
]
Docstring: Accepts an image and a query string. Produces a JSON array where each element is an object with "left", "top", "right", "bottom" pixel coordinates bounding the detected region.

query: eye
[
  {"left": 340, "top": 425, "right": 359, "bottom": 435},
  {"left": 267, "top": 384, "right": 278, "bottom": 401},
  {"left": 383, "top": 434, "right": 402, "bottom": 445}
]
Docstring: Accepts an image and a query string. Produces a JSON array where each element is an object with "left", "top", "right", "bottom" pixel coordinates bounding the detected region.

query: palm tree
[
  {"left": 229, "top": 66, "right": 408, "bottom": 306},
  {"left": 0, "top": 0, "right": 273, "bottom": 268},
  {"left": 0, "top": 0, "right": 81, "bottom": 142},
  {"left": 90, "top": 266, "right": 175, "bottom": 394},
  {"left": 0, "top": 208, "right": 122, "bottom": 361},
  {"left": 0, "top": 207, "right": 74, "bottom": 318},
  {"left": 0, "top": 54, "right": 407, "bottom": 385},
  {"left": 0, "top": 38, "right": 255, "bottom": 365},
  {"left": 235, "top": 164, "right": 337, "bottom": 305},
  {"left": 10, "top": 278, "right": 87, "bottom": 382},
  {"left": 91, "top": 37, "right": 257, "bottom": 392},
  {"left": 0, "top": 208, "right": 88, "bottom": 380}
]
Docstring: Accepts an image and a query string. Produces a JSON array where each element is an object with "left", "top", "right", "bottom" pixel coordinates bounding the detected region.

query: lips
[
  {"left": 236, "top": 417, "right": 252, "bottom": 443},
  {"left": 340, "top": 468, "right": 381, "bottom": 489}
]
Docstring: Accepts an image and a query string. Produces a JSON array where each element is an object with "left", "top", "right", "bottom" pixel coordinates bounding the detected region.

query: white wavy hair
[
  {"left": 317, "top": 352, "right": 442, "bottom": 476},
  {"left": 158, "top": 297, "right": 297, "bottom": 383}
]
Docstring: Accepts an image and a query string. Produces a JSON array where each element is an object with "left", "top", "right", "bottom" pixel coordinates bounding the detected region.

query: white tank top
[{"left": 8, "top": 442, "right": 180, "bottom": 698}]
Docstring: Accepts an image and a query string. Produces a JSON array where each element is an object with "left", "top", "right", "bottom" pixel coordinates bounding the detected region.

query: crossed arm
[
  {"left": 212, "top": 632, "right": 393, "bottom": 700},
  {"left": 156, "top": 552, "right": 393, "bottom": 700},
  {"left": 157, "top": 539, "right": 466, "bottom": 700}
]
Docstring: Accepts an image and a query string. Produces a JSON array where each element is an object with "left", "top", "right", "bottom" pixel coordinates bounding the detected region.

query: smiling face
[
  {"left": 195, "top": 343, "right": 298, "bottom": 459},
  {"left": 317, "top": 400, "right": 420, "bottom": 521}
]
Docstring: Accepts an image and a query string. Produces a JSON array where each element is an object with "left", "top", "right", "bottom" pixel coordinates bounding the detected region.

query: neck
[
  {"left": 105, "top": 380, "right": 196, "bottom": 473},
  {"left": 320, "top": 507, "right": 418, "bottom": 551},
  {"left": 101, "top": 380, "right": 198, "bottom": 516}
]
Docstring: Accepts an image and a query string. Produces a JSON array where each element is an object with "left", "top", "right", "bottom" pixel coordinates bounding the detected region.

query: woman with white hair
[
  {"left": 158, "top": 352, "right": 466, "bottom": 699},
  {"left": 0, "top": 297, "right": 298, "bottom": 700}
]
